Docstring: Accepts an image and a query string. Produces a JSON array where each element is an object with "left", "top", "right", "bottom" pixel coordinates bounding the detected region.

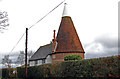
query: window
[
  {"left": 38, "top": 60, "right": 42, "bottom": 65},
  {"left": 35, "top": 60, "right": 38, "bottom": 65},
  {"left": 42, "top": 59, "right": 45, "bottom": 64},
  {"left": 30, "top": 61, "right": 34, "bottom": 66}
]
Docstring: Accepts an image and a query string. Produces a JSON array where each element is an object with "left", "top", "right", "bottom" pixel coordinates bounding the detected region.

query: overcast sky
[{"left": 0, "top": 0, "right": 119, "bottom": 63}]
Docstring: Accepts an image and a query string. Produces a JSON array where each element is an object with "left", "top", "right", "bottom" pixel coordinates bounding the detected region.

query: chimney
[
  {"left": 52, "top": 30, "right": 56, "bottom": 53},
  {"left": 53, "top": 30, "right": 56, "bottom": 41}
]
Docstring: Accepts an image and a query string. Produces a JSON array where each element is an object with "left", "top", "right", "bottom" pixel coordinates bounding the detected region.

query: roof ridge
[{"left": 40, "top": 43, "right": 52, "bottom": 48}]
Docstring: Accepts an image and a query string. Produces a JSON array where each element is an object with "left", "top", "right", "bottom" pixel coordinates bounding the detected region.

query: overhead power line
[
  {"left": 8, "top": 0, "right": 65, "bottom": 56},
  {"left": 9, "top": 32, "right": 25, "bottom": 55},
  {"left": 28, "top": 0, "right": 65, "bottom": 30}
]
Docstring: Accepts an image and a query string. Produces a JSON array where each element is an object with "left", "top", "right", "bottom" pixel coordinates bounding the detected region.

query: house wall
[
  {"left": 29, "top": 60, "right": 43, "bottom": 66},
  {"left": 29, "top": 55, "right": 52, "bottom": 66},
  {"left": 45, "top": 55, "right": 52, "bottom": 64},
  {"left": 52, "top": 53, "right": 84, "bottom": 63},
  {"left": 29, "top": 61, "right": 35, "bottom": 66},
  {"left": 37, "top": 60, "right": 42, "bottom": 65}
]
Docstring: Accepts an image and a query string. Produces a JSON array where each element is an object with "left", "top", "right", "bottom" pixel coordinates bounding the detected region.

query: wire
[
  {"left": 28, "top": 0, "right": 65, "bottom": 30},
  {"left": 8, "top": 0, "right": 65, "bottom": 56},
  {"left": 9, "top": 32, "right": 25, "bottom": 55}
]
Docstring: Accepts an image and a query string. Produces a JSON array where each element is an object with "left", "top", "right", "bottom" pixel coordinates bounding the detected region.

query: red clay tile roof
[{"left": 55, "top": 16, "right": 85, "bottom": 53}]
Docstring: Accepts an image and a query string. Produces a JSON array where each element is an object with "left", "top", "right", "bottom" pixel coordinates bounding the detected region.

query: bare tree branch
[
  {"left": 16, "top": 51, "right": 25, "bottom": 65},
  {"left": 2, "top": 55, "right": 12, "bottom": 67},
  {"left": 15, "top": 50, "right": 34, "bottom": 65},
  {"left": 0, "top": 11, "right": 9, "bottom": 33}
]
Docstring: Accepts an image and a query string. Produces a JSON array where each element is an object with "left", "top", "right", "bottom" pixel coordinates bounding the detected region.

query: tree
[
  {"left": 16, "top": 50, "right": 34, "bottom": 65},
  {"left": 16, "top": 51, "right": 25, "bottom": 65},
  {"left": 2, "top": 55, "right": 12, "bottom": 77},
  {"left": 0, "top": 11, "right": 9, "bottom": 33},
  {"left": 27, "top": 50, "right": 34, "bottom": 59},
  {"left": 64, "top": 55, "right": 83, "bottom": 61},
  {"left": 2, "top": 55, "right": 12, "bottom": 68}
]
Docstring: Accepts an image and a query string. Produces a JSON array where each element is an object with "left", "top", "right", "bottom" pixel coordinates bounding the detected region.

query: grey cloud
[
  {"left": 85, "top": 52, "right": 118, "bottom": 59},
  {"left": 85, "top": 34, "right": 118, "bottom": 59},
  {"left": 118, "top": 36, "right": 120, "bottom": 53},
  {"left": 94, "top": 34, "right": 118, "bottom": 49},
  {"left": 0, "top": 52, "right": 20, "bottom": 64}
]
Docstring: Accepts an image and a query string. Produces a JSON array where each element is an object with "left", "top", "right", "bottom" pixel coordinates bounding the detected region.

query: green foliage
[
  {"left": 64, "top": 55, "right": 82, "bottom": 61},
  {"left": 17, "top": 64, "right": 51, "bottom": 79},
  {"left": 60, "top": 60, "right": 93, "bottom": 77},
  {"left": 0, "top": 69, "right": 2, "bottom": 78},
  {"left": 88, "top": 56, "right": 120, "bottom": 77},
  {"left": 17, "top": 55, "right": 120, "bottom": 78},
  {"left": 1, "top": 68, "right": 13, "bottom": 78},
  {"left": 2, "top": 69, "right": 10, "bottom": 78},
  {"left": 17, "top": 67, "right": 25, "bottom": 78}
]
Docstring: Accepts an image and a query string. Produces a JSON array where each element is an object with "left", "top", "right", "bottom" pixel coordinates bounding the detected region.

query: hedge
[
  {"left": 17, "top": 63, "right": 61, "bottom": 79},
  {"left": 0, "top": 69, "right": 2, "bottom": 78},
  {"left": 17, "top": 55, "right": 119, "bottom": 78},
  {"left": 1, "top": 68, "right": 14, "bottom": 78}
]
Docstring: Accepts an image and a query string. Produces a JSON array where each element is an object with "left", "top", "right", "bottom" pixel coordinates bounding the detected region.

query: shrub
[
  {"left": 64, "top": 55, "right": 82, "bottom": 61},
  {"left": 17, "top": 64, "right": 51, "bottom": 79},
  {"left": 2, "top": 68, "right": 13, "bottom": 78},
  {"left": 60, "top": 60, "right": 93, "bottom": 77}
]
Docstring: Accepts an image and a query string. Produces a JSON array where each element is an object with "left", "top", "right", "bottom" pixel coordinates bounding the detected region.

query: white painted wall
[
  {"left": 29, "top": 55, "right": 52, "bottom": 66},
  {"left": 30, "top": 60, "right": 43, "bottom": 66},
  {"left": 29, "top": 61, "right": 35, "bottom": 66},
  {"left": 37, "top": 60, "right": 42, "bottom": 65},
  {"left": 45, "top": 55, "right": 52, "bottom": 64}
]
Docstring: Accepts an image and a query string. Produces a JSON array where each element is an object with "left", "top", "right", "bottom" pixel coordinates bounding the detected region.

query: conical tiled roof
[{"left": 55, "top": 16, "right": 85, "bottom": 53}]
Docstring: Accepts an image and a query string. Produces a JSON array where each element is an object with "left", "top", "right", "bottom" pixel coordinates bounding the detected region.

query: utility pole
[{"left": 25, "top": 28, "right": 28, "bottom": 79}]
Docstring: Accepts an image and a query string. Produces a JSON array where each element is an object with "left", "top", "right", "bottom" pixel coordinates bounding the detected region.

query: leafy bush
[
  {"left": 2, "top": 68, "right": 13, "bottom": 78},
  {"left": 17, "top": 67, "right": 25, "bottom": 78},
  {"left": 60, "top": 59, "right": 93, "bottom": 77},
  {"left": 0, "top": 69, "right": 2, "bottom": 78},
  {"left": 17, "top": 64, "right": 51, "bottom": 79},
  {"left": 64, "top": 55, "right": 82, "bottom": 61}
]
